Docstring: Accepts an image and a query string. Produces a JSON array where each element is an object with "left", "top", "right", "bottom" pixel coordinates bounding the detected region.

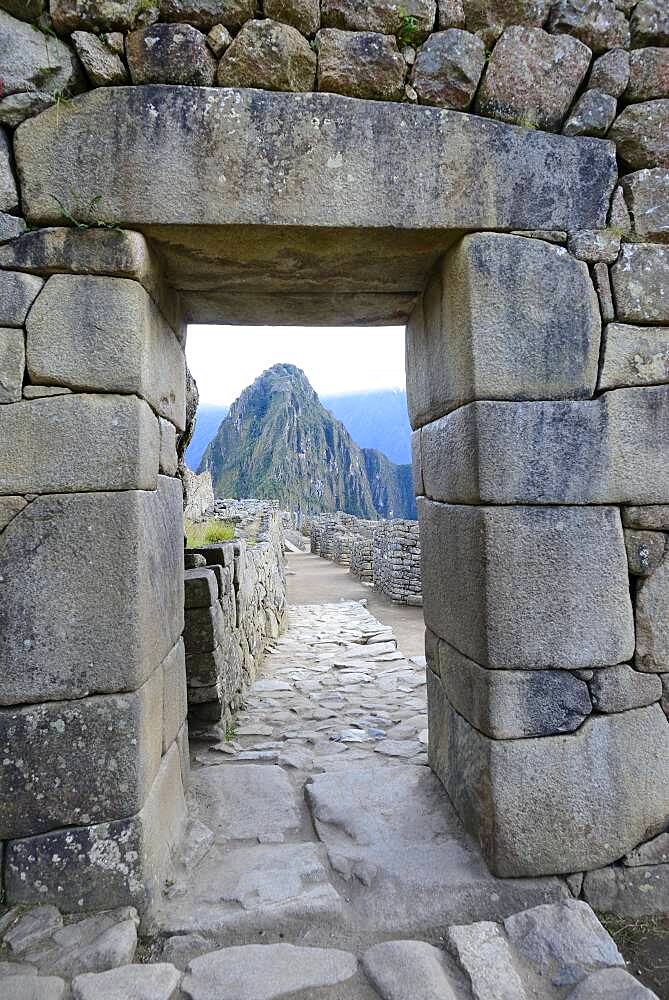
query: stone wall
[
  {"left": 0, "top": 231, "right": 189, "bottom": 913},
  {"left": 311, "top": 512, "right": 422, "bottom": 604},
  {"left": 183, "top": 468, "right": 214, "bottom": 521},
  {"left": 372, "top": 519, "right": 422, "bottom": 606},
  {"left": 184, "top": 510, "right": 286, "bottom": 724}
]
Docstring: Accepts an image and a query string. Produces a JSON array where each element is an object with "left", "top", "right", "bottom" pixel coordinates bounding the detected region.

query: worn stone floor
[{"left": 1, "top": 598, "right": 659, "bottom": 998}]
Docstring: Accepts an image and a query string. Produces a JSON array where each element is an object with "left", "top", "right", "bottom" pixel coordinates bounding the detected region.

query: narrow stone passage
[{"left": 143, "top": 596, "right": 649, "bottom": 998}]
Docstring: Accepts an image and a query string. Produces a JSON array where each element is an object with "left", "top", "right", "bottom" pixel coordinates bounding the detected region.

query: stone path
[{"left": 0, "top": 601, "right": 659, "bottom": 998}]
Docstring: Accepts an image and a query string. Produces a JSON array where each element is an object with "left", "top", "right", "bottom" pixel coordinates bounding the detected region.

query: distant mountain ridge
[
  {"left": 186, "top": 389, "right": 412, "bottom": 469},
  {"left": 197, "top": 365, "right": 416, "bottom": 519}
]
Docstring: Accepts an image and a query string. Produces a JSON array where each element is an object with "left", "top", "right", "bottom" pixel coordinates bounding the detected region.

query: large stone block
[
  {"left": 621, "top": 168, "right": 669, "bottom": 243},
  {"left": 14, "top": 88, "right": 617, "bottom": 236},
  {"left": 599, "top": 324, "right": 669, "bottom": 390},
  {"left": 411, "top": 28, "right": 485, "bottom": 110},
  {"left": 321, "top": 0, "right": 436, "bottom": 40},
  {"left": 583, "top": 863, "right": 669, "bottom": 918},
  {"left": 475, "top": 26, "right": 591, "bottom": 131},
  {"left": 434, "top": 639, "right": 591, "bottom": 738},
  {"left": 0, "top": 9, "right": 85, "bottom": 97},
  {"left": 429, "top": 686, "right": 669, "bottom": 876},
  {"left": 4, "top": 741, "right": 186, "bottom": 912},
  {"left": 0, "top": 326, "right": 24, "bottom": 403},
  {"left": 217, "top": 19, "right": 317, "bottom": 91},
  {"left": 635, "top": 547, "right": 669, "bottom": 673},
  {"left": 405, "top": 233, "right": 600, "bottom": 428},
  {"left": 419, "top": 386, "right": 669, "bottom": 505},
  {"left": 127, "top": 24, "right": 217, "bottom": 87},
  {"left": 0, "top": 477, "right": 184, "bottom": 704},
  {"left": 0, "top": 394, "right": 159, "bottom": 495},
  {"left": 589, "top": 663, "right": 662, "bottom": 712},
  {"left": 611, "top": 244, "right": 669, "bottom": 324},
  {"left": 418, "top": 500, "right": 634, "bottom": 670},
  {"left": 548, "top": 0, "right": 629, "bottom": 52},
  {"left": 0, "top": 127, "right": 17, "bottom": 214},
  {"left": 26, "top": 275, "right": 186, "bottom": 431},
  {"left": 316, "top": 29, "right": 406, "bottom": 101},
  {"left": 608, "top": 100, "right": 669, "bottom": 170},
  {"left": 0, "top": 669, "right": 162, "bottom": 839}
]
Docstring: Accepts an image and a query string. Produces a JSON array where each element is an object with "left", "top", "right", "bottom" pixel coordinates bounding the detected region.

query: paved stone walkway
[{"left": 0, "top": 601, "right": 658, "bottom": 998}]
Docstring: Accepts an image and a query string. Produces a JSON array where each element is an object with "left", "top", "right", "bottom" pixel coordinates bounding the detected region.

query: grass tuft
[{"left": 185, "top": 518, "right": 236, "bottom": 547}]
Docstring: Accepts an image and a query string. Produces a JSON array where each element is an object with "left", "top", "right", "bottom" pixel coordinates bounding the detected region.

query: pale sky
[{"left": 186, "top": 325, "right": 407, "bottom": 405}]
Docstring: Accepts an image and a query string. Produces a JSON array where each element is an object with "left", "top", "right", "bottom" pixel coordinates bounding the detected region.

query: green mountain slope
[{"left": 198, "top": 364, "right": 416, "bottom": 519}]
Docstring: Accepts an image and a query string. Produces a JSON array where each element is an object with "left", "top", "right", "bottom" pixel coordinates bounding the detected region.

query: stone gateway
[{"left": 0, "top": 0, "right": 668, "bottom": 939}]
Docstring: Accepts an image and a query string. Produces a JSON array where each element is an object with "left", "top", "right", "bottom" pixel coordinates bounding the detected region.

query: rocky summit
[{"left": 198, "top": 364, "right": 416, "bottom": 519}]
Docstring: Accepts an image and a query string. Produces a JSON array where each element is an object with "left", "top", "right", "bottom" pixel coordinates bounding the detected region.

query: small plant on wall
[{"left": 185, "top": 519, "right": 236, "bottom": 547}]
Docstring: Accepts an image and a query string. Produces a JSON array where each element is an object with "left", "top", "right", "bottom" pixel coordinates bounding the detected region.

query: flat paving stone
[
  {"left": 361, "top": 940, "right": 465, "bottom": 1000},
  {"left": 72, "top": 963, "right": 181, "bottom": 999},
  {"left": 189, "top": 764, "right": 301, "bottom": 843},
  {"left": 181, "top": 944, "right": 358, "bottom": 1000}
]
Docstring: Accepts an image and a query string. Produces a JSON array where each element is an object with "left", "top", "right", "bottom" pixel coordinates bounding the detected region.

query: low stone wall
[
  {"left": 373, "top": 519, "right": 423, "bottom": 606},
  {"left": 183, "top": 510, "right": 286, "bottom": 724},
  {"left": 311, "top": 512, "right": 422, "bottom": 604}
]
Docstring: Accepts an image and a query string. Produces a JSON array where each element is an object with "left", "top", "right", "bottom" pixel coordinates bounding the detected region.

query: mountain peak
[{"left": 198, "top": 365, "right": 415, "bottom": 518}]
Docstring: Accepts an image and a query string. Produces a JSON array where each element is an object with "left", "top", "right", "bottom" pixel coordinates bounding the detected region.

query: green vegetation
[
  {"left": 397, "top": 12, "right": 420, "bottom": 47},
  {"left": 185, "top": 518, "right": 236, "bottom": 547},
  {"left": 50, "top": 193, "right": 121, "bottom": 231}
]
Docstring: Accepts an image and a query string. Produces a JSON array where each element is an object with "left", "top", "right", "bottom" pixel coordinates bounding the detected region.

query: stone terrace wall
[
  {"left": 184, "top": 510, "right": 286, "bottom": 724},
  {"left": 372, "top": 519, "right": 423, "bottom": 606},
  {"left": 311, "top": 512, "right": 423, "bottom": 605}
]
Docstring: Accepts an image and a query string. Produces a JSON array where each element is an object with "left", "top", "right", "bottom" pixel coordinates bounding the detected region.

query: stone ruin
[
  {"left": 311, "top": 512, "right": 423, "bottom": 605},
  {"left": 0, "top": 0, "right": 667, "bottom": 933}
]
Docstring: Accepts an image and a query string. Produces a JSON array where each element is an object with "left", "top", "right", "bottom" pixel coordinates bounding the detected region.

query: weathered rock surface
[
  {"left": 624, "top": 529, "right": 666, "bottom": 576},
  {"left": 18, "top": 908, "right": 139, "bottom": 979},
  {"left": 71, "top": 31, "right": 129, "bottom": 86},
  {"left": 159, "top": 417, "right": 178, "bottom": 476},
  {"left": 623, "top": 505, "right": 669, "bottom": 530},
  {"left": 0, "top": 10, "right": 85, "bottom": 97},
  {"left": 621, "top": 168, "right": 669, "bottom": 242},
  {"left": 316, "top": 29, "right": 406, "bottom": 101},
  {"left": 635, "top": 547, "right": 669, "bottom": 672},
  {"left": 419, "top": 387, "right": 669, "bottom": 505},
  {"left": 609, "top": 100, "right": 669, "bottom": 169},
  {"left": 463, "top": 0, "right": 551, "bottom": 45},
  {"left": 406, "top": 233, "right": 601, "bottom": 427},
  {"left": 626, "top": 47, "right": 669, "bottom": 102},
  {"left": 411, "top": 29, "right": 485, "bottom": 109},
  {"left": 264, "top": 0, "right": 319, "bottom": 36},
  {"left": 476, "top": 26, "right": 591, "bottom": 130},
  {"left": 0, "top": 671, "right": 162, "bottom": 838},
  {"left": 624, "top": 831, "right": 669, "bottom": 867},
  {"left": 159, "top": 0, "right": 253, "bottom": 31},
  {"left": 217, "top": 19, "right": 316, "bottom": 91},
  {"left": 0, "top": 393, "right": 160, "bottom": 495},
  {"left": 184, "top": 568, "right": 219, "bottom": 609},
  {"left": 438, "top": 0, "right": 464, "bottom": 30},
  {"left": 0, "top": 271, "right": 44, "bottom": 327},
  {"left": 430, "top": 693, "right": 669, "bottom": 875},
  {"left": 589, "top": 663, "right": 662, "bottom": 712},
  {"left": 583, "top": 863, "right": 669, "bottom": 917},
  {"left": 5, "top": 743, "right": 186, "bottom": 912},
  {"left": 420, "top": 501, "right": 634, "bottom": 670},
  {"left": 447, "top": 921, "right": 527, "bottom": 999},
  {"left": 206, "top": 23, "right": 232, "bottom": 54},
  {"left": 504, "top": 899, "right": 625, "bottom": 986},
  {"left": 0, "top": 327, "right": 24, "bottom": 403},
  {"left": 51, "top": 0, "right": 148, "bottom": 32},
  {"left": 630, "top": 0, "right": 669, "bottom": 48},
  {"left": 611, "top": 244, "right": 669, "bottom": 323},
  {"left": 127, "top": 24, "right": 216, "bottom": 85},
  {"left": 26, "top": 274, "right": 185, "bottom": 430},
  {"left": 361, "top": 940, "right": 460, "bottom": 1000},
  {"left": 321, "top": 0, "right": 436, "bottom": 41},
  {"left": 0, "top": 212, "right": 26, "bottom": 241},
  {"left": 0, "top": 128, "right": 17, "bottom": 214},
  {"left": 4, "top": 907, "right": 63, "bottom": 953},
  {"left": 72, "top": 963, "right": 181, "bottom": 1000},
  {"left": 563, "top": 89, "right": 617, "bottom": 137},
  {"left": 567, "top": 968, "right": 660, "bottom": 999},
  {"left": 588, "top": 47, "right": 629, "bottom": 96},
  {"left": 548, "top": 0, "right": 629, "bottom": 52},
  {"left": 2, "top": 975, "right": 66, "bottom": 999},
  {"left": 599, "top": 324, "right": 669, "bottom": 390},
  {"left": 0, "top": 496, "right": 26, "bottom": 531},
  {"left": 0, "top": 478, "right": 183, "bottom": 704},
  {"left": 435, "top": 639, "right": 592, "bottom": 738}
]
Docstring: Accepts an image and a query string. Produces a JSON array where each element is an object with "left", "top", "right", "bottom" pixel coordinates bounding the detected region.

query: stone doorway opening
[{"left": 1, "top": 85, "right": 668, "bottom": 942}]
